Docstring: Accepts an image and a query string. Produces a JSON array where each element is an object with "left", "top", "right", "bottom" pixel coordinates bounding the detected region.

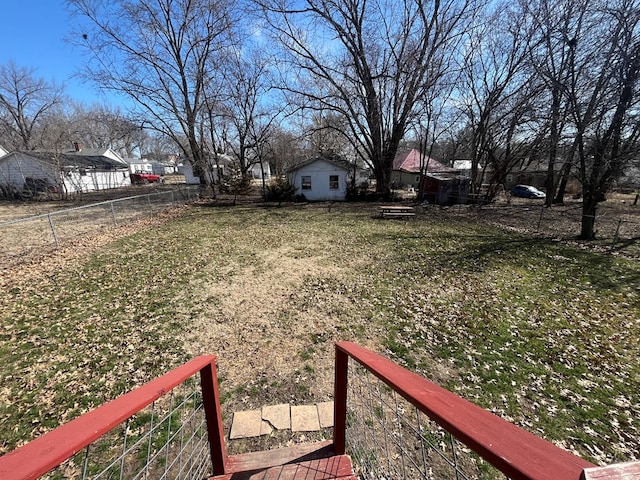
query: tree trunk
[
  {"left": 553, "top": 161, "right": 572, "bottom": 204},
  {"left": 545, "top": 90, "right": 562, "bottom": 207},
  {"left": 580, "top": 196, "right": 598, "bottom": 239}
]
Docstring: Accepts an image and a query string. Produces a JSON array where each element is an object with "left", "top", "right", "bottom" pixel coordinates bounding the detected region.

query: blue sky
[{"left": 0, "top": 1, "right": 108, "bottom": 104}]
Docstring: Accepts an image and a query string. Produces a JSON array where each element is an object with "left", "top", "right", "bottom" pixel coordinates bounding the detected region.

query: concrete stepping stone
[
  {"left": 316, "top": 401, "right": 334, "bottom": 428},
  {"left": 291, "top": 404, "right": 320, "bottom": 432},
  {"left": 230, "top": 410, "right": 272, "bottom": 439},
  {"left": 262, "top": 403, "right": 291, "bottom": 430},
  {"left": 230, "top": 402, "right": 334, "bottom": 439}
]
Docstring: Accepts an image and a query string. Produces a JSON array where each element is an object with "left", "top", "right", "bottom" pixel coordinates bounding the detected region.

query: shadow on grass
[{"left": 384, "top": 228, "right": 640, "bottom": 294}]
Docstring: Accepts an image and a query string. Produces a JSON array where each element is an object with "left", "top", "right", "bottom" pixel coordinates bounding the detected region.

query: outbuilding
[
  {"left": 392, "top": 149, "right": 457, "bottom": 189},
  {"left": 287, "top": 157, "right": 353, "bottom": 201}
]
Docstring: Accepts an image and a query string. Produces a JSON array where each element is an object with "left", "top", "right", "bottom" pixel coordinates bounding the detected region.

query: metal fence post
[
  {"left": 47, "top": 214, "right": 59, "bottom": 247},
  {"left": 612, "top": 218, "right": 623, "bottom": 250},
  {"left": 110, "top": 201, "right": 118, "bottom": 226}
]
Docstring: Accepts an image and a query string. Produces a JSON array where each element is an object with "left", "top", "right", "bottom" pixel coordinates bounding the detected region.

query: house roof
[
  {"left": 393, "top": 149, "right": 455, "bottom": 174},
  {"left": 288, "top": 156, "right": 353, "bottom": 173},
  {"left": 13, "top": 150, "right": 129, "bottom": 170}
]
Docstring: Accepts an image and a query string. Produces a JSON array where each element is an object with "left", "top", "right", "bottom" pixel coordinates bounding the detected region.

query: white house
[
  {"left": 287, "top": 157, "right": 353, "bottom": 201},
  {"left": 248, "top": 161, "right": 271, "bottom": 180},
  {"left": 126, "top": 158, "right": 155, "bottom": 174},
  {"left": 180, "top": 154, "right": 234, "bottom": 185},
  {"left": 180, "top": 155, "right": 271, "bottom": 184},
  {"left": 0, "top": 149, "right": 131, "bottom": 195}
]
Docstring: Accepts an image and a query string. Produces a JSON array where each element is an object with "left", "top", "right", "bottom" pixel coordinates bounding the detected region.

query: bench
[
  {"left": 382, "top": 211, "right": 416, "bottom": 219},
  {"left": 379, "top": 205, "right": 416, "bottom": 219}
]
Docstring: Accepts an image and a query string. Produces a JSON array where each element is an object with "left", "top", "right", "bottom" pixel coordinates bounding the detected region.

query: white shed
[{"left": 287, "top": 157, "right": 351, "bottom": 201}]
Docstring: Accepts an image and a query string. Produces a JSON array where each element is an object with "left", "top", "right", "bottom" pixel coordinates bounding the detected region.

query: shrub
[{"left": 265, "top": 177, "right": 297, "bottom": 204}]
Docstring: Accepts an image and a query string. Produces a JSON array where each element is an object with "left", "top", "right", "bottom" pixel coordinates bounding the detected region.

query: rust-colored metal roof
[{"left": 393, "top": 149, "right": 455, "bottom": 173}]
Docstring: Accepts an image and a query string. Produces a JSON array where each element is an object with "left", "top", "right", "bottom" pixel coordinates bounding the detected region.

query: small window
[
  {"left": 302, "top": 176, "right": 312, "bottom": 190},
  {"left": 329, "top": 175, "right": 339, "bottom": 189},
  {"left": 79, "top": 169, "right": 87, "bottom": 176},
  {"left": 415, "top": 175, "right": 420, "bottom": 182}
]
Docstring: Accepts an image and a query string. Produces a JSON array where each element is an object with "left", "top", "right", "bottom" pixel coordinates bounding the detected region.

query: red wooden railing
[
  {"left": 1, "top": 344, "right": 639, "bottom": 479},
  {"left": 332, "top": 341, "right": 639, "bottom": 480},
  {"left": 0, "top": 355, "right": 226, "bottom": 480}
]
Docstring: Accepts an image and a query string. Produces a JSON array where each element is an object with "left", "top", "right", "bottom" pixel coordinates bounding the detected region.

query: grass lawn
[{"left": 1, "top": 201, "right": 639, "bottom": 467}]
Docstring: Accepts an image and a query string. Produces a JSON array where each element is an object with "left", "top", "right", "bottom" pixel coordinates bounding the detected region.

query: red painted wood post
[
  {"left": 200, "top": 359, "right": 228, "bottom": 475},
  {"left": 333, "top": 345, "right": 349, "bottom": 455}
]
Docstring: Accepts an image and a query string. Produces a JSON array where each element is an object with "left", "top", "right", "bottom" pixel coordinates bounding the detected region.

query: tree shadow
[{"left": 385, "top": 229, "right": 640, "bottom": 294}]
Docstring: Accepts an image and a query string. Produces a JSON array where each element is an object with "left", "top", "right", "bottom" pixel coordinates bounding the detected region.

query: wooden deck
[{"left": 210, "top": 441, "right": 357, "bottom": 480}]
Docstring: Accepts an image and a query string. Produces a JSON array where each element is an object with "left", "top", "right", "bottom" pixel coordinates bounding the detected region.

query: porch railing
[
  {"left": 0, "top": 356, "right": 225, "bottom": 480},
  {"left": 332, "top": 341, "right": 638, "bottom": 480},
  {"left": 1, "top": 344, "right": 639, "bottom": 479}
]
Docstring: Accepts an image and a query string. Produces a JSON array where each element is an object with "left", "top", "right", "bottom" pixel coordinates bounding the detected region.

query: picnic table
[{"left": 379, "top": 205, "right": 416, "bottom": 219}]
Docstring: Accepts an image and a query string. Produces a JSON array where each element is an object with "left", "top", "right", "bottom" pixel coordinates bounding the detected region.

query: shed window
[
  {"left": 301, "top": 176, "right": 312, "bottom": 190},
  {"left": 329, "top": 175, "right": 339, "bottom": 189}
]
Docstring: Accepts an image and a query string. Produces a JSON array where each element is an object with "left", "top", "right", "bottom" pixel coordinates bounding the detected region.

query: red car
[{"left": 131, "top": 172, "right": 163, "bottom": 184}]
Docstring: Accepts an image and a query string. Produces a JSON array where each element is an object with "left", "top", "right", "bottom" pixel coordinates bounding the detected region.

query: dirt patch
[{"left": 182, "top": 242, "right": 370, "bottom": 411}]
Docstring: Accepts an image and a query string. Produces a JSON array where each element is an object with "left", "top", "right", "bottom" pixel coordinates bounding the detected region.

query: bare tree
[
  {"left": 0, "top": 62, "right": 65, "bottom": 150},
  {"left": 457, "top": 1, "right": 542, "bottom": 200},
  {"left": 219, "top": 46, "right": 280, "bottom": 184},
  {"left": 306, "top": 111, "right": 353, "bottom": 159},
  {"left": 411, "top": 77, "right": 462, "bottom": 201},
  {"left": 258, "top": 0, "right": 477, "bottom": 198},
  {"left": 263, "top": 125, "right": 304, "bottom": 175},
  {"left": 526, "top": 0, "right": 587, "bottom": 206},
  {"left": 70, "top": 104, "right": 145, "bottom": 157},
  {"left": 566, "top": 0, "right": 640, "bottom": 238},
  {"left": 67, "top": 0, "right": 233, "bottom": 186}
]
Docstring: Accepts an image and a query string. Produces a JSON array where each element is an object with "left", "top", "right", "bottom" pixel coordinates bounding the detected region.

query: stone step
[{"left": 230, "top": 402, "right": 334, "bottom": 440}]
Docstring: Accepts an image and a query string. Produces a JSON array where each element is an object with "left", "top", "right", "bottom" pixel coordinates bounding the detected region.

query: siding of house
[
  {"left": 391, "top": 171, "right": 422, "bottom": 188},
  {"left": 63, "top": 170, "right": 131, "bottom": 193},
  {"left": 0, "top": 153, "right": 60, "bottom": 189},
  {"left": 181, "top": 156, "right": 234, "bottom": 185},
  {"left": 288, "top": 159, "right": 349, "bottom": 201},
  {"left": 0, "top": 151, "right": 131, "bottom": 193}
]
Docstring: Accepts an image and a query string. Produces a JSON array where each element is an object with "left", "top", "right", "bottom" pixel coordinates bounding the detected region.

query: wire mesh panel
[
  {"left": 49, "top": 203, "right": 117, "bottom": 243},
  {"left": 42, "top": 376, "right": 212, "bottom": 480},
  {"left": 0, "top": 214, "right": 55, "bottom": 257},
  {"left": 345, "top": 361, "right": 507, "bottom": 480}
]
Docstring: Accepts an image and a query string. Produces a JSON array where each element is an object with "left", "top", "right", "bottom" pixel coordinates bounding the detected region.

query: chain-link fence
[
  {"left": 414, "top": 191, "right": 640, "bottom": 256},
  {"left": 0, "top": 186, "right": 200, "bottom": 264}
]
